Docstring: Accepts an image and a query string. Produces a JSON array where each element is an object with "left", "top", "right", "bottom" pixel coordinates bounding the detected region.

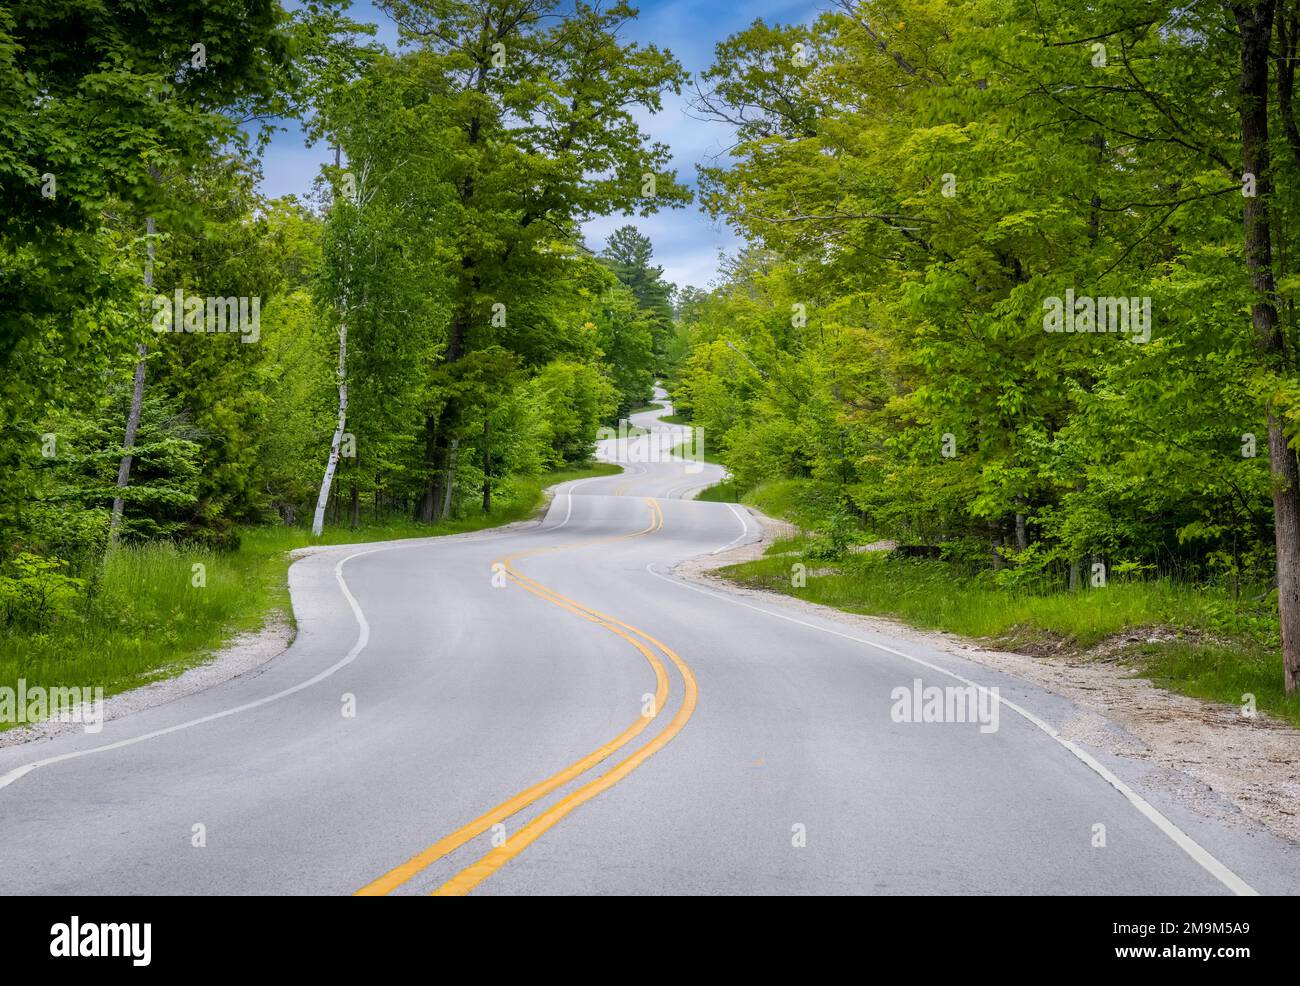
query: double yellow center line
[{"left": 356, "top": 497, "right": 697, "bottom": 896}]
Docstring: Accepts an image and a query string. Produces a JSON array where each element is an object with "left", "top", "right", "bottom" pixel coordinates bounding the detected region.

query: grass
[
  {"left": 659, "top": 412, "right": 691, "bottom": 425},
  {"left": 536, "top": 462, "right": 622, "bottom": 487},
  {"left": 696, "top": 479, "right": 742, "bottom": 502},
  {"left": 743, "top": 478, "right": 842, "bottom": 530},
  {"left": 0, "top": 461, "right": 621, "bottom": 727},
  {"left": 717, "top": 477, "right": 1300, "bottom": 728},
  {"left": 627, "top": 402, "right": 664, "bottom": 414}
]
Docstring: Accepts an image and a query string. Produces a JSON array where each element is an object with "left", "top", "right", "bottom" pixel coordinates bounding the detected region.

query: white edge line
[
  {"left": 643, "top": 558, "right": 1259, "bottom": 897},
  {"left": 553, "top": 466, "right": 627, "bottom": 528},
  {"left": 0, "top": 471, "right": 613, "bottom": 793},
  {"left": 0, "top": 545, "right": 386, "bottom": 791},
  {"left": 710, "top": 504, "right": 752, "bottom": 554}
]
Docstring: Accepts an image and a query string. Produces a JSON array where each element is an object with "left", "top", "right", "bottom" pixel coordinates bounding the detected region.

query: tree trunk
[
  {"left": 441, "top": 439, "right": 459, "bottom": 519},
  {"left": 109, "top": 216, "right": 156, "bottom": 544},
  {"left": 989, "top": 520, "right": 1004, "bottom": 572},
  {"left": 1235, "top": 0, "right": 1300, "bottom": 693},
  {"left": 416, "top": 414, "right": 444, "bottom": 522},
  {"left": 311, "top": 311, "right": 348, "bottom": 536},
  {"left": 418, "top": 305, "right": 469, "bottom": 520},
  {"left": 349, "top": 483, "right": 359, "bottom": 529},
  {"left": 482, "top": 415, "right": 492, "bottom": 514}
]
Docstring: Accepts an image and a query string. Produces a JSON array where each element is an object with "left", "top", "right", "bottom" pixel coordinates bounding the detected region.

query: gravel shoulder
[{"left": 676, "top": 506, "right": 1300, "bottom": 847}]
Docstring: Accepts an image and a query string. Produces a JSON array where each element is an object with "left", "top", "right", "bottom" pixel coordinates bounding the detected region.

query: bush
[
  {"left": 0, "top": 553, "right": 85, "bottom": 629},
  {"left": 805, "top": 507, "right": 860, "bottom": 560}
]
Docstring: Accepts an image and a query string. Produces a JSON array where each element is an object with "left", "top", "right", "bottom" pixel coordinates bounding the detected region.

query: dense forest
[
  {"left": 0, "top": 1, "right": 678, "bottom": 650},
  {"left": 670, "top": 0, "right": 1300, "bottom": 695}
]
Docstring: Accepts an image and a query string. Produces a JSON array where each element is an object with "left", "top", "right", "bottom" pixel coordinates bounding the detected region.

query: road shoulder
[{"left": 674, "top": 507, "right": 1300, "bottom": 848}]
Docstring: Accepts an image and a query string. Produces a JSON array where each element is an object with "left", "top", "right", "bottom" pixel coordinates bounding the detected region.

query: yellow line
[
  {"left": 355, "top": 499, "right": 678, "bottom": 896},
  {"left": 433, "top": 504, "right": 699, "bottom": 896}
]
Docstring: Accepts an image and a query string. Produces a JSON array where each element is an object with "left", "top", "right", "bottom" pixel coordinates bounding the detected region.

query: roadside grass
[
  {"left": 695, "top": 479, "right": 742, "bottom": 502},
  {"left": 535, "top": 462, "right": 623, "bottom": 488},
  {"left": 720, "top": 477, "right": 1300, "bottom": 728},
  {"left": 659, "top": 412, "right": 691, "bottom": 425},
  {"left": 627, "top": 402, "right": 663, "bottom": 414},
  {"left": 744, "top": 478, "right": 842, "bottom": 529},
  {"left": 0, "top": 461, "right": 621, "bottom": 725}
]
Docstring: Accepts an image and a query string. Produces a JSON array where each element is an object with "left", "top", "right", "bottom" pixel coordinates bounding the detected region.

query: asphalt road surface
[{"left": 1, "top": 390, "right": 1297, "bottom": 895}]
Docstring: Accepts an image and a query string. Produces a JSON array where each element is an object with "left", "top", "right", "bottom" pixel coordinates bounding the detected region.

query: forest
[
  {"left": 669, "top": 0, "right": 1300, "bottom": 704},
  {"left": 1, "top": 0, "right": 683, "bottom": 688}
]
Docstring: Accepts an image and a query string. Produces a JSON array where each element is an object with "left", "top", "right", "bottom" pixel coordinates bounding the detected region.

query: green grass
[
  {"left": 719, "top": 550, "right": 1299, "bottom": 726},
  {"left": 718, "top": 477, "right": 1300, "bottom": 728},
  {"left": 627, "top": 402, "right": 664, "bottom": 414},
  {"left": 659, "top": 412, "right": 691, "bottom": 425},
  {"left": 1138, "top": 640, "right": 1296, "bottom": 721},
  {"left": 0, "top": 461, "right": 621, "bottom": 727},
  {"left": 742, "top": 478, "right": 842, "bottom": 530},
  {"left": 537, "top": 462, "right": 622, "bottom": 487},
  {"left": 695, "top": 479, "right": 742, "bottom": 502}
]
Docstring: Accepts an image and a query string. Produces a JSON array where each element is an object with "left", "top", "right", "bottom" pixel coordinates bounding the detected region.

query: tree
[
  {"left": 681, "top": 0, "right": 1300, "bottom": 691},
  {"left": 600, "top": 224, "right": 676, "bottom": 369},
  {"left": 377, "top": 0, "right": 691, "bottom": 520}
]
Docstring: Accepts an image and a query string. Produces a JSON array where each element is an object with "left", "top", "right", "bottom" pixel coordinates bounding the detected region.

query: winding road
[{"left": 1, "top": 390, "right": 1297, "bottom": 895}]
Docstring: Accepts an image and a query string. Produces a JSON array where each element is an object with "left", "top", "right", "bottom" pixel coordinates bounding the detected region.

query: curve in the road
[
  {"left": 435, "top": 515, "right": 698, "bottom": 895},
  {"left": 0, "top": 384, "right": 1288, "bottom": 896},
  {"left": 357, "top": 497, "right": 700, "bottom": 896}
]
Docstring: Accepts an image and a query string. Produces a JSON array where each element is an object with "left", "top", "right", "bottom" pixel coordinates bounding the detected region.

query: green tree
[{"left": 600, "top": 224, "right": 676, "bottom": 370}]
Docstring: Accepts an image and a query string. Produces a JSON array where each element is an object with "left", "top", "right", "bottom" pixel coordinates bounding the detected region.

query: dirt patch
[
  {"left": 680, "top": 510, "right": 1300, "bottom": 846},
  {"left": 1001, "top": 624, "right": 1232, "bottom": 661}
]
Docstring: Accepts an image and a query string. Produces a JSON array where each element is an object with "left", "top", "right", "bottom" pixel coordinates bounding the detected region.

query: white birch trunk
[
  {"left": 311, "top": 313, "right": 348, "bottom": 537},
  {"left": 109, "top": 216, "right": 155, "bottom": 543}
]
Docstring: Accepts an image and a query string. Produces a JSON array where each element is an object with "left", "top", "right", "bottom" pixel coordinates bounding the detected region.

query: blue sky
[{"left": 259, "top": 0, "right": 821, "bottom": 289}]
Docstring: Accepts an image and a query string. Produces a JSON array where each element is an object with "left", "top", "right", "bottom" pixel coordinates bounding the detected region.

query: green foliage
[
  {"left": 680, "top": 0, "right": 1294, "bottom": 600},
  {"left": 528, "top": 361, "right": 619, "bottom": 467},
  {"left": 806, "top": 508, "right": 860, "bottom": 561},
  {"left": 600, "top": 225, "right": 677, "bottom": 372},
  {"left": 0, "top": 0, "right": 682, "bottom": 696},
  {"left": 0, "top": 553, "right": 84, "bottom": 629},
  {"left": 591, "top": 281, "right": 656, "bottom": 416}
]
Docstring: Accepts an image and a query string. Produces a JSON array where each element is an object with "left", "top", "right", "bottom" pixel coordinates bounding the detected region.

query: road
[{"left": 1, "top": 389, "right": 1297, "bottom": 895}]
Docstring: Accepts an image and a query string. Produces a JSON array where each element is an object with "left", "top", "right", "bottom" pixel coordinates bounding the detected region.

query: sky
[{"left": 259, "top": 0, "right": 821, "bottom": 290}]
